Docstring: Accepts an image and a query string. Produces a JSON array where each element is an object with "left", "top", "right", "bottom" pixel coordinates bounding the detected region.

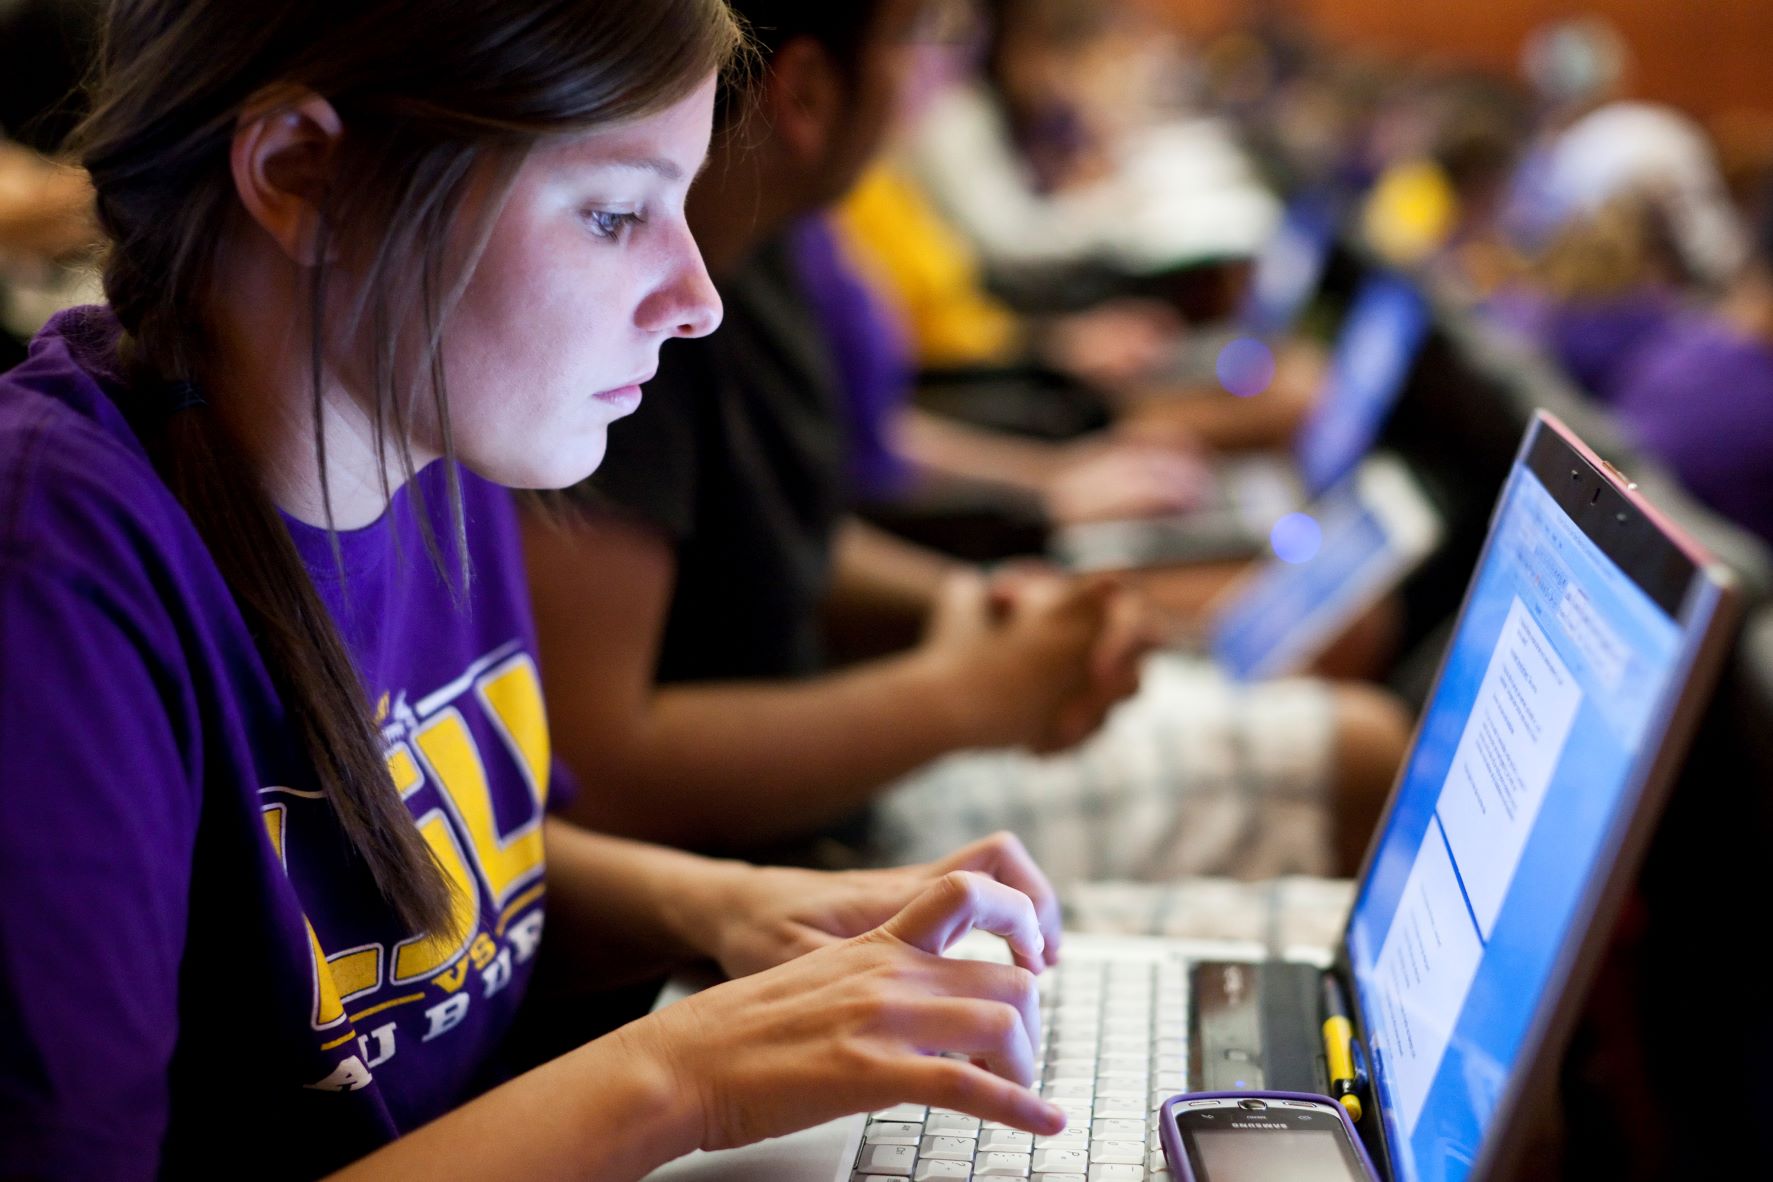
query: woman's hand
[
  {"left": 625, "top": 871, "right": 1069, "bottom": 1154},
  {"left": 687, "top": 831, "right": 1063, "bottom": 980}
]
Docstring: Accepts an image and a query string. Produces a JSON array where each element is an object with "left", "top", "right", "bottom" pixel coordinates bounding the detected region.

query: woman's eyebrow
[
  {"left": 560, "top": 149, "right": 712, "bottom": 187},
  {"left": 608, "top": 154, "right": 683, "bottom": 181}
]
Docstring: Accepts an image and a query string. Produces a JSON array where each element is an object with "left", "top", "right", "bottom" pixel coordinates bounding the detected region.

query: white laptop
[{"left": 646, "top": 413, "right": 1740, "bottom": 1182}]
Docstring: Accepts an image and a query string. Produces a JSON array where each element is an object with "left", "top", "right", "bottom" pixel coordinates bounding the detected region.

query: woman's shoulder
[{"left": 0, "top": 309, "right": 206, "bottom": 592}]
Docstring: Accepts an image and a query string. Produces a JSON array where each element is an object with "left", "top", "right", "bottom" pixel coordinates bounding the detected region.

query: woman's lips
[{"left": 593, "top": 383, "right": 643, "bottom": 413}]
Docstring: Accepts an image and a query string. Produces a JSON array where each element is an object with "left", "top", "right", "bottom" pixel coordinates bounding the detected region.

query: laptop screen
[
  {"left": 1293, "top": 275, "right": 1431, "bottom": 498},
  {"left": 1209, "top": 457, "right": 1438, "bottom": 681},
  {"left": 1241, "top": 195, "right": 1335, "bottom": 336},
  {"left": 1344, "top": 454, "right": 1688, "bottom": 1182}
]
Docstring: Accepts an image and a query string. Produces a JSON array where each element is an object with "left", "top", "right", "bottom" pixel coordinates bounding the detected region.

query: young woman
[{"left": 0, "top": 1, "right": 1069, "bottom": 1176}]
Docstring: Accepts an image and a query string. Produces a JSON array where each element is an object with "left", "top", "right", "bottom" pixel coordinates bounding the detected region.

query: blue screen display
[
  {"left": 1294, "top": 276, "right": 1431, "bottom": 497},
  {"left": 1345, "top": 463, "right": 1686, "bottom": 1182},
  {"left": 1211, "top": 470, "right": 1397, "bottom": 681}
]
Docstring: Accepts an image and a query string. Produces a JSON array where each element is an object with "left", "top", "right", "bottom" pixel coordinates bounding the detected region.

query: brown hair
[{"left": 75, "top": 0, "right": 745, "bottom": 936}]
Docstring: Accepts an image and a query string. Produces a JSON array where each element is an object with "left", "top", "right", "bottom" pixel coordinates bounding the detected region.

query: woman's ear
[{"left": 229, "top": 87, "right": 345, "bottom": 266}]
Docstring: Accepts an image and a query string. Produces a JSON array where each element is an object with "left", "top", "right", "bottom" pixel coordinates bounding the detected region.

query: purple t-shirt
[
  {"left": 0, "top": 309, "right": 559, "bottom": 1177},
  {"left": 1609, "top": 310, "right": 1773, "bottom": 549},
  {"left": 789, "top": 216, "right": 913, "bottom": 502},
  {"left": 1485, "top": 285, "right": 1677, "bottom": 404}
]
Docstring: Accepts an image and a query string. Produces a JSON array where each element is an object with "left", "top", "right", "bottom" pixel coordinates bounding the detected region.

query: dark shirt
[{"left": 583, "top": 232, "right": 851, "bottom": 683}]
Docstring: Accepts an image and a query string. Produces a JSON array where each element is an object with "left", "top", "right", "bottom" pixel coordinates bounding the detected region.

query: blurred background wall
[{"left": 1150, "top": 0, "right": 1773, "bottom": 178}]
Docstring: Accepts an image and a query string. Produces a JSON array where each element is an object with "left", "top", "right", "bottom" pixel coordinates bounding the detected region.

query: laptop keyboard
[{"left": 851, "top": 954, "right": 1186, "bottom": 1181}]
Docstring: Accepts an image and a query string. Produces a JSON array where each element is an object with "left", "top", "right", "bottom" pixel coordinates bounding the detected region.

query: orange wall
[{"left": 1156, "top": 0, "right": 1773, "bottom": 124}]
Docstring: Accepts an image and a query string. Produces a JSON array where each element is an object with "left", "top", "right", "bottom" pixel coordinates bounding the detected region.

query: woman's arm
[
  {"left": 522, "top": 505, "right": 1120, "bottom": 849},
  {"left": 328, "top": 871, "right": 1065, "bottom": 1182}
]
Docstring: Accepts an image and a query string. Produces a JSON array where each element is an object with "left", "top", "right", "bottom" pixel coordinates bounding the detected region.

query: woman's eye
[{"left": 584, "top": 209, "right": 644, "bottom": 242}]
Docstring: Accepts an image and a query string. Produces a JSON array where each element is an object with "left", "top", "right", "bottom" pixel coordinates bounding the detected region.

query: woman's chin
[{"left": 466, "top": 434, "right": 609, "bottom": 492}]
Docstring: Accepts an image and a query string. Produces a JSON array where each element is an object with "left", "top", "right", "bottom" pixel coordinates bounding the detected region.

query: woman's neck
[{"left": 203, "top": 241, "right": 428, "bottom": 530}]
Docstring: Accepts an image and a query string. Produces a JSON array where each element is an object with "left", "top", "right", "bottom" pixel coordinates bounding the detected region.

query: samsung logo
[{"left": 1229, "top": 1123, "right": 1288, "bottom": 1130}]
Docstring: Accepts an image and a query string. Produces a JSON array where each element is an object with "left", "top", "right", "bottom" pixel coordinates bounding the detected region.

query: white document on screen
[
  {"left": 1438, "top": 597, "right": 1583, "bottom": 939},
  {"left": 1371, "top": 816, "right": 1484, "bottom": 1139},
  {"left": 1371, "top": 595, "right": 1584, "bottom": 1138}
]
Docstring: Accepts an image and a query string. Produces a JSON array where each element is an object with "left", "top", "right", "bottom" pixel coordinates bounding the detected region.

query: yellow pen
[{"left": 1321, "top": 977, "right": 1364, "bottom": 1123}]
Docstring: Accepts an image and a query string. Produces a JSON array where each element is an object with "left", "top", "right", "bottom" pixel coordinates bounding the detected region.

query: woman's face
[{"left": 431, "top": 74, "right": 722, "bottom": 490}]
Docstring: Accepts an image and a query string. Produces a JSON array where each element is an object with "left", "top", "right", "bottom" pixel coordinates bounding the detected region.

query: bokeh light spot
[
  {"left": 1270, "top": 512, "right": 1322, "bottom": 564},
  {"left": 1216, "top": 337, "right": 1276, "bottom": 398}
]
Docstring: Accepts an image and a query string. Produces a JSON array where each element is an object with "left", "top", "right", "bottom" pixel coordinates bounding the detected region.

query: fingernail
[{"left": 1042, "top": 1101, "right": 1067, "bottom": 1130}]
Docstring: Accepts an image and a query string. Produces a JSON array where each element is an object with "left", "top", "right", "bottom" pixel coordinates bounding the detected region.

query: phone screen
[
  {"left": 1189, "top": 1127, "right": 1367, "bottom": 1181},
  {"left": 1178, "top": 1108, "right": 1370, "bottom": 1182}
]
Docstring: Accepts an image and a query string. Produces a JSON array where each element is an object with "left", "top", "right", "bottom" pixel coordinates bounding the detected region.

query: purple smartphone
[{"left": 1159, "top": 1091, "right": 1381, "bottom": 1182}]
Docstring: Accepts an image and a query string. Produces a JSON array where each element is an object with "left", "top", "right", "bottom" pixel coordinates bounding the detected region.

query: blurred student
[
  {"left": 525, "top": 0, "right": 1411, "bottom": 887},
  {"left": 1599, "top": 178, "right": 1773, "bottom": 548},
  {"left": 902, "top": 0, "right": 1278, "bottom": 284}
]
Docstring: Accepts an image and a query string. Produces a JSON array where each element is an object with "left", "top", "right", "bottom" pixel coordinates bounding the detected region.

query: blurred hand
[
  {"left": 694, "top": 831, "right": 1062, "bottom": 980},
  {"left": 630, "top": 871, "right": 1069, "bottom": 1151},
  {"left": 1041, "top": 298, "right": 1184, "bottom": 388},
  {"left": 1043, "top": 438, "right": 1214, "bottom": 525},
  {"left": 984, "top": 567, "right": 1161, "bottom": 752},
  {"left": 918, "top": 567, "right": 1113, "bottom": 751}
]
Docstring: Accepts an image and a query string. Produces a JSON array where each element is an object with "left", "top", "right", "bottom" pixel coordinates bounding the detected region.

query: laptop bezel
[{"left": 1329, "top": 411, "right": 1741, "bottom": 1181}]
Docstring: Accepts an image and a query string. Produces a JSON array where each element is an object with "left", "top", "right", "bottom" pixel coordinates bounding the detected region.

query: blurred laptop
[
  {"left": 1201, "top": 453, "right": 1440, "bottom": 681},
  {"left": 643, "top": 412, "right": 1740, "bottom": 1182},
  {"left": 1056, "top": 272, "right": 1433, "bottom": 569}
]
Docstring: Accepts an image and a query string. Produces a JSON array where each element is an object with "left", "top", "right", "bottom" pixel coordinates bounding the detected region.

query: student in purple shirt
[
  {"left": 0, "top": 1, "right": 1069, "bottom": 1177},
  {"left": 1605, "top": 183, "right": 1773, "bottom": 548}
]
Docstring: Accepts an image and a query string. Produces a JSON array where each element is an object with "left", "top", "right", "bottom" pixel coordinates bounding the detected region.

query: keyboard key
[
  {"left": 979, "top": 1129, "right": 1033, "bottom": 1154},
  {"left": 1091, "top": 1118, "right": 1146, "bottom": 1141},
  {"left": 1034, "top": 1131, "right": 1090, "bottom": 1153},
  {"left": 1031, "top": 1175, "right": 1086, "bottom": 1182},
  {"left": 926, "top": 1112, "right": 982, "bottom": 1137},
  {"left": 1089, "top": 1140, "right": 1146, "bottom": 1165},
  {"left": 1093, "top": 1099, "right": 1145, "bottom": 1120},
  {"left": 1097, "top": 1057, "right": 1147, "bottom": 1076},
  {"left": 920, "top": 1136, "right": 977, "bottom": 1162},
  {"left": 912, "top": 1162, "right": 973, "bottom": 1181},
  {"left": 865, "top": 1122, "right": 925, "bottom": 1145},
  {"left": 874, "top": 1105, "right": 928, "bottom": 1123},
  {"left": 1031, "top": 1148, "right": 1090, "bottom": 1173},
  {"left": 1086, "top": 1165, "right": 1144, "bottom": 1181},
  {"left": 976, "top": 1152, "right": 1033, "bottom": 1176},
  {"left": 857, "top": 1143, "right": 917, "bottom": 1175}
]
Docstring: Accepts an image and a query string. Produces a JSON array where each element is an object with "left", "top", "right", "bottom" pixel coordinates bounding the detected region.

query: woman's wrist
[
  {"left": 653, "top": 850, "right": 752, "bottom": 967},
  {"left": 577, "top": 1018, "right": 710, "bottom": 1175}
]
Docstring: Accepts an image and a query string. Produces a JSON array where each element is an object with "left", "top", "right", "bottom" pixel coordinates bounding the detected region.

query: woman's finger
[
  {"left": 879, "top": 872, "right": 1046, "bottom": 972},
  {"left": 936, "top": 833, "right": 1062, "bottom": 966},
  {"left": 895, "top": 1054, "right": 1068, "bottom": 1136},
  {"left": 893, "top": 996, "right": 1038, "bottom": 1088},
  {"left": 920, "top": 957, "right": 1043, "bottom": 1061}
]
